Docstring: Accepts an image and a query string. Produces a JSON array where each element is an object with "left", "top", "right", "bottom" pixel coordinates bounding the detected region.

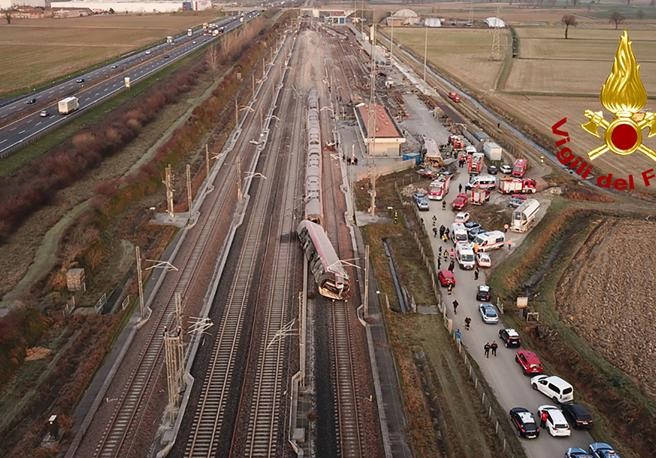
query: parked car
[
  {"left": 416, "top": 197, "right": 430, "bottom": 211},
  {"left": 487, "top": 164, "right": 498, "bottom": 175},
  {"left": 454, "top": 211, "right": 470, "bottom": 223},
  {"left": 509, "top": 407, "right": 540, "bottom": 439},
  {"left": 476, "top": 252, "right": 491, "bottom": 268},
  {"left": 565, "top": 448, "right": 594, "bottom": 458},
  {"left": 476, "top": 284, "right": 491, "bottom": 301},
  {"left": 537, "top": 405, "right": 571, "bottom": 437},
  {"left": 76, "top": 78, "right": 85, "bottom": 83},
  {"left": 589, "top": 442, "right": 621, "bottom": 458},
  {"left": 39, "top": 110, "right": 49, "bottom": 117},
  {"left": 438, "top": 167, "right": 454, "bottom": 177},
  {"left": 499, "top": 328, "right": 521, "bottom": 348},
  {"left": 437, "top": 270, "right": 456, "bottom": 287},
  {"left": 531, "top": 375, "right": 574, "bottom": 403},
  {"left": 26, "top": 97, "right": 37, "bottom": 104},
  {"left": 452, "top": 193, "right": 468, "bottom": 210},
  {"left": 417, "top": 168, "right": 436, "bottom": 178},
  {"left": 463, "top": 220, "right": 480, "bottom": 232},
  {"left": 508, "top": 197, "right": 525, "bottom": 208},
  {"left": 515, "top": 350, "right": 544, "bottom": 375},
  {"left": 413, "top": 191, "right": 427, "bottom": 203},
  {"left": 468, "top": 226, "right": 486, "bottom": 241},
  {"left": 500, "top": 163, "right": 513, "bottom": 174},
  {"left": 561, "top": 403, "right": 593, "bottom": 429},
  {"left": 479, "top": 303, "right": 499, "bottom": 324}
]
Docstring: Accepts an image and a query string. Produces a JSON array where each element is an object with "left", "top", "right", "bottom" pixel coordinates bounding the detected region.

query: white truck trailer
[
  {"left": 58, "top": 96, "right": 79, "bottom": 115},
  {"left": 166, "top": 35, "right": 174, "bottom": 44},
  {"left": 187, "top": 28, "right": 193, "bottom": 37},
  {"left": 483, "top": 141, "right": 503, "bottom": 161},
  {"left": 511, "top": 198, "right": 540, "bottom": 232}
]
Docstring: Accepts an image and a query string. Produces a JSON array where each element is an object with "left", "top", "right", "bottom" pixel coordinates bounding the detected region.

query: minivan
[
  {"left": 466, "top": 174, "right": 497, "bottom": 190},
  {"left": 451, "top": 223, "right": 468, "bottom": 243},
  {"left": 473, "top": 230, "right": 506, "bottom": 252},
  {"left": 530, "top": 375, "right": 574, "bottom": 403}
]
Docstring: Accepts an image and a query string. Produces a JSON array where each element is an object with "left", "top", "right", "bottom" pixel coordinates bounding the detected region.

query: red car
[
  {"left": 515, "top": 350, "right": 544, "bottom": 376},
  {"left": 451, "top": 193, "right": 468, "bottom": 210},
  {"left": 437, "top": 270, "right": 456, "bottom": 287}
]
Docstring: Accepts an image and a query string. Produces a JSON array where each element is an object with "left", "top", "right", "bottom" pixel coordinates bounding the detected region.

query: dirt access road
[{"left": 419, "top": 174, "right": 593, "bottom": 458}]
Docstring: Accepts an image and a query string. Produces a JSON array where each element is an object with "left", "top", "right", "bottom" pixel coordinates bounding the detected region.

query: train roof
[{"left": 297, "top": 220, "right": 347, "bottom": 278}]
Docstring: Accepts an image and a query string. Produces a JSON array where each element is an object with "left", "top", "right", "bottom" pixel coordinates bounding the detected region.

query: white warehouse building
[{"left": 49, "top": 0, "right": 211, "bottom": 12}]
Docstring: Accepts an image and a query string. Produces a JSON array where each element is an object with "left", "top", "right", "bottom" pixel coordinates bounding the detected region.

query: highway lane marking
[
  {"left": 0, "top": 139, "right": 6, "bottom": 144},
  {"left": 18, "top": 130, "right": 26, "bottom": 134}
]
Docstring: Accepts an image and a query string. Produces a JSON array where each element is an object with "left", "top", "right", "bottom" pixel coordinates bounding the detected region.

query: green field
[{"left": 0, "top": 12, "right": 221, "bottom": 95}]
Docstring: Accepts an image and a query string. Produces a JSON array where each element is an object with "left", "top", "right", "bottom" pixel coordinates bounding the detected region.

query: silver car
[{"left": 479, "top": 303, "right": 499, "bottom": 324}]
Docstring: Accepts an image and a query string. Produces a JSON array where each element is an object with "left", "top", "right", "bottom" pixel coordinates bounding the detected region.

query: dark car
[
  {"left": 464, "top": 220, "right": 481, "bottom": 232},
  {"left": 589, "top": 442, "right": 620, "bottom": 458},
  {"left": 163, "top": 54, "right": 170, "bottom": 59},
  {"left": 487, "top": 164, "right": 498, "bottom": 175},
  {"left": 565, "top": 449, "right": 593, "bottom": 458},
  {"left": 476, "top": 284, "right": 491, "bottom": 301},
  {"left": 26, "top": 97, "right": 37, "bottom": 104},
  {"left": 499, "top": 328, "right": 521, "bottom": 348},
  {"left": 509, "top": 407, "right": 540, "bottom": 439},
  {"left": 562, "top": 403, "right": 593, "bottom": 429},
  {"left": 468, "top": 226, "right": 486, "bottom": 241}
]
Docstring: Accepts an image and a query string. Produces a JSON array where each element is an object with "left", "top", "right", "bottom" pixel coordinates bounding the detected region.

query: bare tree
[
  {"left": 572, "top": 0, "right": 579, "bottom": 6},
  {"left": 637, "top": 9, "right": 645, "bottom": 18},
  {"left": 206, "top": 44, "right": 219, "bottom": 73},
  {"left": 3, "top": 9, "right": 13, "bottom": 24},
  {"left": 562, "top": 14, "right": 578, "bottom": 39},
  {"left": 609, "top": 11, "right": 625, "bottom": 29}
]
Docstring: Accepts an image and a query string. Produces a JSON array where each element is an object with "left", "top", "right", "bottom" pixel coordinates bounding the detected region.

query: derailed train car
[{"left": 297, "top": 220, "right": 350, "bottom": 300}]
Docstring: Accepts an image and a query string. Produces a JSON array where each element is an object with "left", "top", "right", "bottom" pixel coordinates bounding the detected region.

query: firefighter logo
[{"left": 581, "top": 31, "right": 656, "bottom": 162}]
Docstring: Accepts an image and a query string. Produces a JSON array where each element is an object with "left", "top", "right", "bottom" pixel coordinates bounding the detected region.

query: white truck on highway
[
  {"left": 58, "top": 96, "right": 79, "bottom": 115},
  {"left": 166, "top": 35, "right": 174, "bottom": 44},
  {"left": 187, "top": 28, "right": 193, "bottom": 36}
]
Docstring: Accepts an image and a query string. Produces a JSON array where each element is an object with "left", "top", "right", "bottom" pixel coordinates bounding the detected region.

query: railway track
[
  {"left": 183, "top": 31, "right": 297, "bottom": 458},
  {"left": 91, "top": 163, "right": 237, "bottom": 458},
  {"left": 319, "top": 71, "right": 366, "bottom": 457}
]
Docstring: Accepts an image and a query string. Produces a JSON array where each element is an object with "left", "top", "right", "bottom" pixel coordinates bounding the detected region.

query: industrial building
[
  {"left": 354, "top": 103, "right": 406, "bottom": 156},
  {"left": 385, "top": 9, "right": 420, "bottom": 27},
  {"left": 48, "top": 0, "right": 210, "bottom": 12}
]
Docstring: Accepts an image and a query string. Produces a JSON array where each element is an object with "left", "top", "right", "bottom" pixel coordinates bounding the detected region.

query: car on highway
[
  {"left": 589, "top": 442, "right": 621, "bottom": 458},
  {"left": 454, "top": 211, "right": 470, "bottom": 223},
  {"left": 561, "top": 403, "right": 593, "bottom": 429},
  {"left": 487, "top": 164, "right": 498, "bottom": 175},
  {"left": 479, "top": 303, "right": 499, "bottom": 324},
  {"left": 499, "top": 328, "right": 521, "bottom": 348},
  {"left": 111, "top": 64, "right": 118, "bottom": 69},
  {"left": 451, "top": 193, "right": 468, "bottom": 210},
  {"left": 515, "top": 350, "right": 544, "bottom": 375},
  {"left": 26, "top": 97, "right": 37, "bottom": 104},
  {"left": 565, "top": 448, "right": 594, "bottom": 458},
  {"left": 476, "top": 252, "right": 491, "bottom": 268},
  {"left": 76, "top": 78, "right": 85, "bottom": 83},
  {"left": 145, "top": 50, "right": 152, "bottom": 55},
  {"left": 509, "top": 407, "right": 540, "bottom": 439},
  {"left": 537, "top": 405, "right": 571, "bottom": 437},
  {"left": 476, "top": 284, "right": 491, "bottom": 301},
  {"left": 192, "top": 40, "right": 197, "bottom": 44},
  {"left": 531, "top": 375, "right": 574, "bottom": 403},
  {"left": 39, "top": 110, "right": 49, "bottom": 117},
  {"left": 415, "top": 196, "right": 430, "bottom": 211},
  {"left": 437, "top": 270, "right": 456, "bottom": 287},
  {"left": 163, "top": 54, "right": 170, "bottom": 59},
  {"left": 500, "top": 163, "right": 513, "bottom": 174}
]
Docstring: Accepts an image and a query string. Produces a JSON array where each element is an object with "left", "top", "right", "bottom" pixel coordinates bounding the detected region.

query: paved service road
[
  {"left": 418, "top": 171, "right": 593, "bottom": 458},
  {"left": 0, "top": 13, "right": 257, "bottom": 158}
]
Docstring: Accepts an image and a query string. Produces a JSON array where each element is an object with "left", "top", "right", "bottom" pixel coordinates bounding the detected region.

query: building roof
[
  {"left": 485, "top": 16, "right": 506, "bottom": 28},
  {"left": 356, "top": 104, "right": 403, "bottom": 139},
  {"left": 392, "top": 8, "right": 418, "bottom": 18}
]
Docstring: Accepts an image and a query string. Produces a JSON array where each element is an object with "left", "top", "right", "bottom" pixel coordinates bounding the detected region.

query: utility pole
[
  {"left": 136, "top": 246, "right": 145, "bottom": 319},
  {"left": 235, "top": 97, "right": 239, "bottom": 126},
  {"left": 186, "top": 164, "right": 192, "bottom": 213},
  {"left": 252, "top": 73, "right": 255, "bottom": 93},
  {"left": 364, "top": 244, "right": 370, "bottom": 319},
  {"left": 367, "top": 24, "right": 377, "bottom": 156},
  {"left": 423, "top": 24, "right": 428, "bottom": 82},
  {"left": 368, "top": 171, "right": 377, "bottom": 216},
  {"left": 299, "top": 292, "right": 306, "bottom": 388},
  {"left": 490, "top": 4, "right": 502, "bottom": 61},
  {"left": 468, "top": 0, "right": 473, "bottom": 26},
  {"left": 390, "top": 18, "right": 394, "bottom": 62},
  {"left": 236, "top": 157, "right": 243, "bottom": 201},
  {"left": 163, "top": 295, "right": 184, "bottom": 415},
  {"left": 205, "top": 144, "right": 210, "bottom": 178},
  {"left": 163, "top": 164, "right": 175, "bottom": 219}
]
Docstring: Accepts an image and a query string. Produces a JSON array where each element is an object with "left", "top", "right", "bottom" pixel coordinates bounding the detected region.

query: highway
[{"left": 0, "top": 12, "right": 257, "bottom": 159}]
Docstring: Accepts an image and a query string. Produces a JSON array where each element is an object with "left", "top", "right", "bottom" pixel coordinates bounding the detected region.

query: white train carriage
[
  {"left": 297, "top": 220, "right": 349, "bottom": 300},
  {"left": 304, "top": 196, "right": 322, "bottom": 224},
  {"left": 308, "top": 89, "right": 319, "bottom": 110}
]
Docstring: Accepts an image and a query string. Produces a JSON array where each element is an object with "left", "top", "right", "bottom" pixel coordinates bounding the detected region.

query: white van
[
  {"left": 531, "top": 375, "right": 574, "bottom": 404},
  {"left": 451, "top": 223, "right": 468, "bottom": 244},
  {"left": 455, "top": 242, "right": 476, "bottom": 270},
  {"left": 466, "top": 174, "right": 497, "bottom": 190},
  {"left": 473, "top": 230, "right": 506, "bottom": 251}
]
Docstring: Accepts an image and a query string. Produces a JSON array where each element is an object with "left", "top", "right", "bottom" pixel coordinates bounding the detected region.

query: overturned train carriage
[{"left": 297, "top": 220, "right": 350, "bottom": 300}]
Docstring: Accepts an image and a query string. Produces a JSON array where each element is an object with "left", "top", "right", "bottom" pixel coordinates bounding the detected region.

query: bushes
[{"left": 0, "top": 306, "right": 49, "bottom": 386}]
